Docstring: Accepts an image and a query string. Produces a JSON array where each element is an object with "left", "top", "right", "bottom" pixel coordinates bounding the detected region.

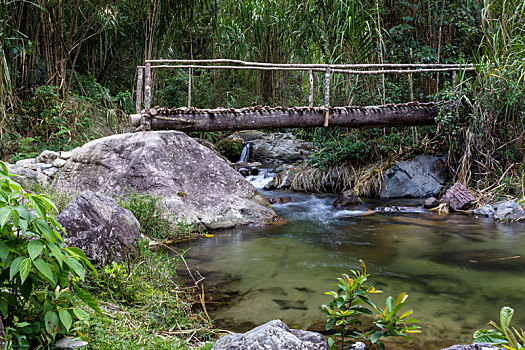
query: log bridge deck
[{"left": 131, "top": 59, "right": 474, "bottom": 132}]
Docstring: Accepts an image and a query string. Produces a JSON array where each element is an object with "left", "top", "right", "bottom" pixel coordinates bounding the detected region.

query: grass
[
  {"left": 81, "top": 242, "right": 216, "bottom": 350},
  {"left": 118, "top": 192, "right": 208, "bottom": 242}
]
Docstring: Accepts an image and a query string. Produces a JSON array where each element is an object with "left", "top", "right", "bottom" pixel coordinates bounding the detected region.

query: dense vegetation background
[{"left": 1, "top": 0, "right": 524, "bottom": 197}]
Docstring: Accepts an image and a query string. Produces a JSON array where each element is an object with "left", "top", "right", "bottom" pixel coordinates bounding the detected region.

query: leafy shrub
[
  {"left": 0, "top": 161, "right": 99, "bottom": 348},
  {"left": 473, "top": 306, "right": 524, "bottom": 350},
  {"left": 322, "top": 260, "right": 420, "bottom": 350}
]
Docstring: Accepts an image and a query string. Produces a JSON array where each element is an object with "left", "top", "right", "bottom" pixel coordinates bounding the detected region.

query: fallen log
[{"left": 130, "top": 103, "right": 437, "bottom": 132}]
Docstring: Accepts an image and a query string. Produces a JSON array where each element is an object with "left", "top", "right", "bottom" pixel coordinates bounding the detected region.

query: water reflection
[{"left": 177, "top": 188, "right": 525, "bottom": 349}]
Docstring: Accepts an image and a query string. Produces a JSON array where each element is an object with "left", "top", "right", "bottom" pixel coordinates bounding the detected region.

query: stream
[{"left": 178, "top": 170, "right": 525, "bottom": 349}]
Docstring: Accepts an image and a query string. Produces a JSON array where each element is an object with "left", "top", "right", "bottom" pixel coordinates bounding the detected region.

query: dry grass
[{"left": 287, "top": 159, "right": 392, "bottom": 196}]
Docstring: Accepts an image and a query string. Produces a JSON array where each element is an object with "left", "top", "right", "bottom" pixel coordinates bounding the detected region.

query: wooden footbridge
[{"left": 130, "top": 59, "right": 474, "bottom": 132}]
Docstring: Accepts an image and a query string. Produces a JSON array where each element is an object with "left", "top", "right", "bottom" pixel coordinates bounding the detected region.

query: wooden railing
[{"left": 135, "top": 59, "right": 475, "bottom": 124}]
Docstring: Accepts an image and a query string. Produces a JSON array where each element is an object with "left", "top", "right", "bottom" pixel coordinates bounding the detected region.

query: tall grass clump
[{"left": 118, "top": 192, "right": 206, "bottom": 241}]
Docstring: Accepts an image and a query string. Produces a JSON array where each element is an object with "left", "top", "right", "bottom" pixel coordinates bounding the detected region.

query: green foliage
[
  {"left": 322, "top": 260, "right": 420, "bottom": 349},
  {"left": 84, "top": 242, "right": 214, "bottom": 349},
  {"left": 0, "top": 161, "right": 98, "bottom": 348},
  {"left": 473, "top": 306, "right": 525, "bottom": 350},
  {"left": 118, "top": 192, "right": 206, "bottom": 241}
]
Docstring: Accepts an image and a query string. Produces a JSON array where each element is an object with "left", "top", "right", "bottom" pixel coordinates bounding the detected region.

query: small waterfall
[{"left": 238, "top": 142, "right": 252, "bottom": 163}]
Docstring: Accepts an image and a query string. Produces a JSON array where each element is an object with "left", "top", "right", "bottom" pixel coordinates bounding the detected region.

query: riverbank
[{"left": 80, "top": 242, "right": 215, "bottom": 350}]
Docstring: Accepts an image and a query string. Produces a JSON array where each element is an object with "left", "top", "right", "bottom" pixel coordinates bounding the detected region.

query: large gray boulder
[
  {"left": 494, "top": 201, "right": 525, "bottom": 221},
  {"left": 212, "top": 320, "right": 327, "bottom": 350},
  {"left": 57, "top": 190, "right": 141, "bottom": 265},
  {"left": 54, "top": 131, "right": 277, "bottom": 230},
  {"left": 234, "top": 131, "right": 312, "bottom": 163},
  {"left": 380, "top": 155, "right": 446, "bottom": 198}
]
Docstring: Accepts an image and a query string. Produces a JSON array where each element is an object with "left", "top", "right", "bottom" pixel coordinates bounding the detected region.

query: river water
[{"left": 178, "top": 172, "right": 525, "bottom": 349}]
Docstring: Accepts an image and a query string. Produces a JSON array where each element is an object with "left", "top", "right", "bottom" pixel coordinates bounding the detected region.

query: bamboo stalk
[
  {"left": 144, "top": 63, "right": 152, "bottom": 113},
  {"left": 136, "top": 67, "right": 144, "bottom": 114},
  {"left": 324, "top": 68, "right": 331, "bottom": 127},
  {"left": 308, "top": 69, "right": 314, "bottom": 107}
]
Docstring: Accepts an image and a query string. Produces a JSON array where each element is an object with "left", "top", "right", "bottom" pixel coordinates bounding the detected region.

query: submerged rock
[
  {"left": 494, "top": 201, "right": 525, "bottom": 221},
  {"left": 54, "top": 131, "right": 277, "bottom": 230},
  {"left": 442, "top": 183, "right": 476, "bottom": 211},
  {"left": 212, "top": 319, "right": 327, "bottom": 350},
  {"left": 380, "top": 155, "right": 447, "bottom": 198},
  {"left": 57, "top": 190, "right": 140, "bottom": 265},
  {"left": 332, "top": 189, "right": 362, "bottom": 209},
  {"left": 267, "top": 196, "right": 293, "bottom": 205}
]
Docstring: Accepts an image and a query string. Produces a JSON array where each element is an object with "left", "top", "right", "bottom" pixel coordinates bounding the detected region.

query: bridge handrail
[
  {"left": 143, "top": 58, "right": 474, "bottom": 69},
  {"left": 136, "top": 59, "right": 474, "bottom": 117}
]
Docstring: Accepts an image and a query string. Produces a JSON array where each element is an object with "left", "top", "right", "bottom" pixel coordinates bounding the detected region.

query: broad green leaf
[
  {"left": 395, "top": 292, "right": 408, "bottom": 306},
  {"left": 13, "top": 205, "right": 31, "bottom": 222},
  {"left": 19, "top": 257, "right": 32, "bottom": 283},
  {"left": 326, "top": 317, "right": 336, "bottom": 330},
  {"left": 65, "top": 258, "right": 85, "bottom": 280},
  {"left": 48, "top": 242, "right": 64, "bottom": 267},
  {"left": 371, "top": 331, "right": 384, "bottom": 344},
  {"left": 40, "top": 194, "right": 58, "bottom": 212},
  {"left": 399, "top": 310, "right": 413, "bottom": 319},
  {"left": 501, "top": 307, "right": 514, "bottom": 330},
  {"left": 58, "top": 264, "right": 70, "bottom": 287},
  {"left": 473, "top": 333, "right": 508, "bottom": 345},
  {"left": 27, "top": 240, "right": 44, "bottom": 260},
  {"left": 74, "top": 283, "right": 101, "bottom": 314},
  {"left": 386, "top": 296, "right": 395, "bottom": 312},
  {"left": 0, "top": 241, "right": 8, "bottom": 262},
  {"left": 34, "top": 258, "right": 57, "bottom": 285},
  {"left": 65, "top": 247, "right": 88, "bottom": 260},
  {"left": 58, "top": 309, "right": 73, "bottom": 331},
  {"left": 28, "top": 195, "right": 47, "bottom": 219},
  {"left": 73, "top": 308, "right": 89, "bottom": 321},
  {"left": 0, "top": 207, "right": 12, "bottom": 228},
  {"left": 10, "top": 256, "right": 24, "bottom": 280},
  {"left": 35, "top": 220, "right": 54, "bottom": 242},
  {"left": 44, "top": 311, "right": 59, "bottom": 334}
]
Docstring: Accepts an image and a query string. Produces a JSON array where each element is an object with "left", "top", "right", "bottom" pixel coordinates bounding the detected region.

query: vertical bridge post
[
  {"left": 308, "top": 69, "right": 314, "bottom": 108},
  {"left": 144, "top": 63, "right": 152, "bottom": 113},
  {"left": 324, "top": 67, "right": 331, "bottom": 127},
  {"left": 188, "top": 67, "right": 192, "bottom": 108},
  {"left": 136, "top": 67, "right": 144, "bottom": 114}
]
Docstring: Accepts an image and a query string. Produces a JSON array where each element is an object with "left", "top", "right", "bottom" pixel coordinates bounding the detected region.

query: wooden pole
[
  {"left": 148, "top": 64, "right": 475, "bottom": 74},
  {"left": 136, "top": 67, "right": 144, "bottom": 114},
  {"left": 144, "top": 63, "right": 152, "bottom": 113},
  {"left": 145, "top": 58, "right": 475, "bottom": 69},
  {"left": 308, "top": 69, "right": 314, "bottom": 107},
  {"left": 324, "top": 68, "right": 331, "bottom": 127},
  {"left": 188, "top": 67, "right": 192, "bottom": 108},
  {"left": 129, "top": 103, "right": 437, "bottom": 132}
]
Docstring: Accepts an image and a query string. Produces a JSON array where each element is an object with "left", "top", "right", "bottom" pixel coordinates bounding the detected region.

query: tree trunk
[{"left": 131, "top": 103, "right": 437, "bottom": 132}]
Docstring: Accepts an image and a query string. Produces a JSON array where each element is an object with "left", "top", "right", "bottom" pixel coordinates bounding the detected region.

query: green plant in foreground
[
  {"left": 0, "top": 161, "right": 99, "bottom": 348},
  {"left": 322, "top": 260, "right": 420, "bottom": 350},
  {"left": 473, "top": 306, "right": 524, "bottom": 350}
]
